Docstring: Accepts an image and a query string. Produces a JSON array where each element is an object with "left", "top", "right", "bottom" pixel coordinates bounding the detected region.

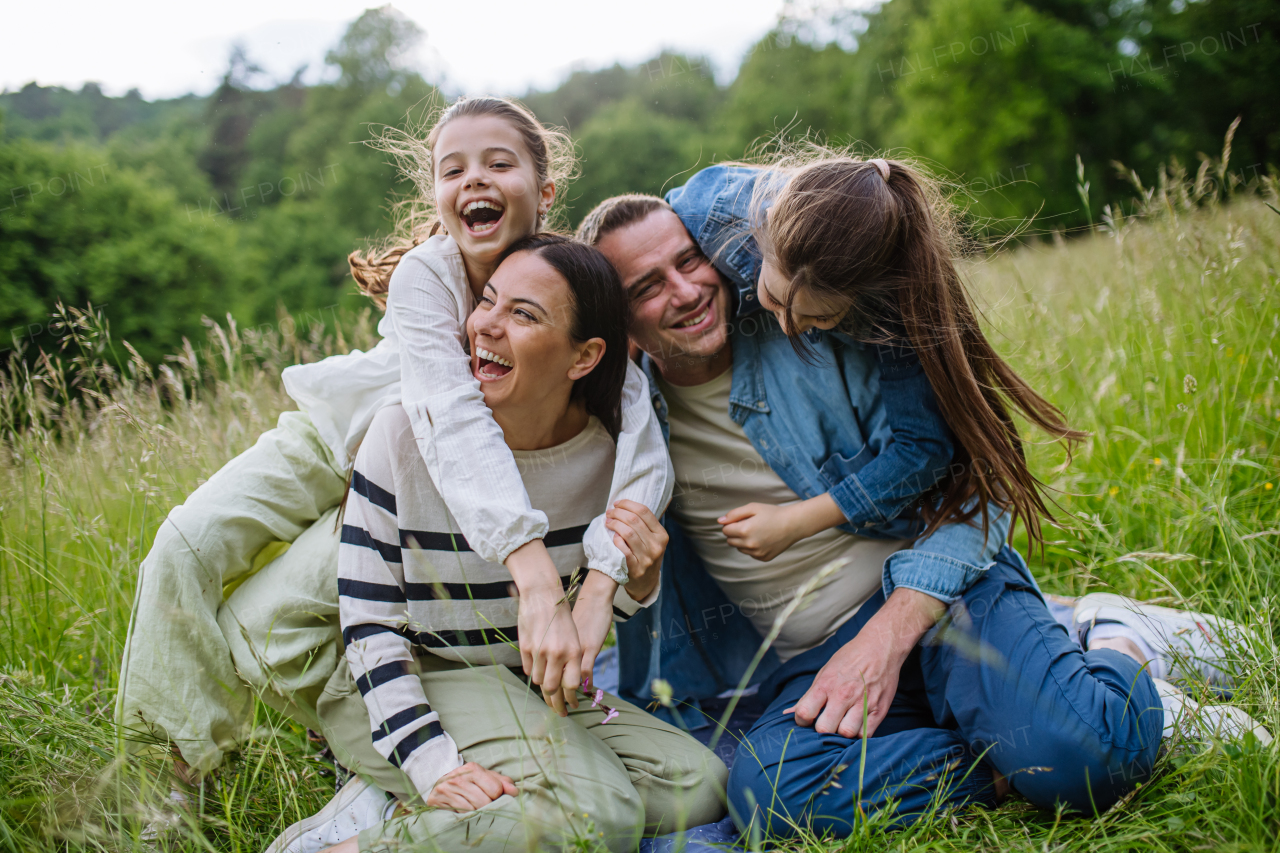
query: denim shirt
[{"left": 656, "top": 165, "right": 1009, "bottom": 603}]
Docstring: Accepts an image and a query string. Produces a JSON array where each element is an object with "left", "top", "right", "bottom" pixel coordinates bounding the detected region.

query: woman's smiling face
[
  {"left": 433, "top": 115, "right": 554, "bottom": 268},
  {"left": 467, "top": 250, "right": 603, "bottom": 416}
]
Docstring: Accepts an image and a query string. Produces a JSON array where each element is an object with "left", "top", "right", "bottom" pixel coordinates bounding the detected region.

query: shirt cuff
[
  {"left": 402, "top": 730, "right": 465, "bottom": 802},
  {"left": 583, "top": 515, "right": 630, "bottom": 584},
  {"left": 489, "top": 517, "right": 551, "bottom": 565},
  {"left": 610, "top": 574, "right": 659, "bottom": 621},
  {"left": 827, "top": 476, "right": 883, "bottom": 528},
  {"left": 881, "top": 549, "right": 992, "bottom": 605}
]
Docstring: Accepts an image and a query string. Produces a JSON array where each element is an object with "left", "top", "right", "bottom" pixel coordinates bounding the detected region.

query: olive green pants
[
  {"left": 317, "top": 655, "right": 727, "bottom": 853},
  {"left": 116, "top": 411, "right": 347, "bottom": 772}
]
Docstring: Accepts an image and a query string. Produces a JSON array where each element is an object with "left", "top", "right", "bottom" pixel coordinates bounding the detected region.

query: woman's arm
[{"left": 339, "top": 436, "right": 462, "bottom": 800}]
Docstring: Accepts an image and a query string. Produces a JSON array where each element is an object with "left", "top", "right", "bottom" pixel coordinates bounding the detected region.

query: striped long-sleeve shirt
[{"left": 339, "top": 404, "right": 646, "bottom": 797}]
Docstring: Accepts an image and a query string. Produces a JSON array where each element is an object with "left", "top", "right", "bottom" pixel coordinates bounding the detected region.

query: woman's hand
[
  {"left": 506, "top": 540, "right": 582, "bottom": 717},
  {"left": 604, "top": 499, "right": 668, "bottom": 602},
  {"left": 786, "top": 588, "right": 946, "bottom": 738},
  {"left": 426, "top": 762, "right": 518, "bottom": 812},
  {"left": 572, "top": 570, "right": 618, "bottom": 690},
  {"left": 720, "top": 494, "right": 847, "bottom": 562}
]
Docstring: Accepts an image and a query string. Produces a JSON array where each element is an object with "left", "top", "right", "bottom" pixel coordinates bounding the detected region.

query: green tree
[
  {"left": 325, "top": 5, "right": 425, "bottom": 95},
  {"left": 0, "top": 140, "right": 258, "bottom": 362},
  {"left": 719, "top": 33, "right": 860, "bottom": 154},
  {"left": 568, "top": 99, "right": 706, "bottom": 221}
]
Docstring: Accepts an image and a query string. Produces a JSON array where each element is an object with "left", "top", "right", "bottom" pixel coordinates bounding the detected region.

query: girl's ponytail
[
  {"left": 348, "top": 227, "right": 437, "bottom": 309},
  {"left": 757, "top": 152, "right": 1087, "bottom": 546}
]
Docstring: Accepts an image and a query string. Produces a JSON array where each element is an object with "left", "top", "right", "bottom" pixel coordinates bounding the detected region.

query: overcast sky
[{"left": 2, "top": 1, "right": 797, "bottom": 100}]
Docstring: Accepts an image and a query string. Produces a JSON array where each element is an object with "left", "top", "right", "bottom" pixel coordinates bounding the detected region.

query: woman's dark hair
[
  {"left": 755, "top": 153, "right": 1087, "bottom": 547},
  {"left": 497, "top": 233, "right": 629, "bottom": 439}
]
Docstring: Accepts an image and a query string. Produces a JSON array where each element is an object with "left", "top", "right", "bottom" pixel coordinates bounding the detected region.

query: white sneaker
[
  {"left": 1074, "top": 593, "right": 1260, "bottom": 688},
  {"left": 265, "top": 776, "right": 394, "bottom": 853},
  {"left": 1153, "top": 678, "right": 1273, "bottom": 745}
]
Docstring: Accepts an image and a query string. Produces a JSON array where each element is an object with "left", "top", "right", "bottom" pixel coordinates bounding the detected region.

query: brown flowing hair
[
  {"left": 347, "top": 95, "right": 577, "bottom": 308},
  {"left": 751, "top": 149, "right": 1087, "bottom": 547}
]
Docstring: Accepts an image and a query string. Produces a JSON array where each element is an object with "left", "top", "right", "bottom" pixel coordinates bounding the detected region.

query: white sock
[{"left": 1087, "top": 623, "right": 1167, "bottom": 679}]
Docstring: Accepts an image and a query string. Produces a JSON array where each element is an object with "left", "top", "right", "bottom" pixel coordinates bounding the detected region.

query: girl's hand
[
  {"left": 720, "top": 494, "right": 847, "bottom": 562},
  {"left": 507, "top": 541, "right": 582, "bottom": 717},
  {"left": 427, "top": 762, "right": 517, "bottom": 812},
  {"left": 604, "top": 499, "right": 668, "bottom": 602},
  {"left": 719, "top": 503, "right": 804, "bottom": 562},
  {"left": 572, "top": 570, "right": 618, "bottom": 691},
  {"left": 785, "top": 588, "right": 945, "bottom": 738}
]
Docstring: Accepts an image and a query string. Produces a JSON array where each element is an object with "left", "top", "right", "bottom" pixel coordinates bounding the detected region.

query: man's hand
[
  {"left": 786, "top": 588, "right": 946, "bottom": 738},
  {"left": 720, "top": 494, "right": 847, "bottom": 562},
  {"left": 604, "top": 499, "right": 668, "bottom": 601},
  {"left": 572, "top": 570, "right": 618, "bottom": 692},
  {"left": 426, "top": 762, "right": 517, "bottom": 812},
  {"left": 507, "top": 540, "right": 582, "bottom": 717}
]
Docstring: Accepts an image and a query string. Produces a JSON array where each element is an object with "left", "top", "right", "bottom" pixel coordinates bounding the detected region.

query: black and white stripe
[{"left": 338, "top": 404, "right": 621, "bottom": 797}]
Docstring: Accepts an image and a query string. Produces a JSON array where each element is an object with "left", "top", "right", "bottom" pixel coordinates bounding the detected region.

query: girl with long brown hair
[
  {"left": 746, "top": 151, "right": 1084, "bottom": 550},
  {"left": 747, "top": 153, "right": 1080, "bottom": 545}
]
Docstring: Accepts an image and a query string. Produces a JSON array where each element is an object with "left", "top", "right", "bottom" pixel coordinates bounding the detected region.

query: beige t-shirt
[{"left": 659, "top": 368, "right": 904, "bottom": 660}]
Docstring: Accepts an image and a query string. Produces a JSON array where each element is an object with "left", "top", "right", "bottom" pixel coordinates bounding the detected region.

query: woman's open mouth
[
  {"left": 461, "top": 200, "right": 505, "bottom": 236},
  {"left": 475, "top": 346, "right": 513, "bottom": 380}
]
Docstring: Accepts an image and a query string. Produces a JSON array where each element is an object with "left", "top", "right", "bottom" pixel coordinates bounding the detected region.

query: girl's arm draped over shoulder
[
  {"left": 388, "top": 239, "right": 550, "bottom": 565},
  {"left": 389, "top": 237, "right": 672, "bottom": 588}
]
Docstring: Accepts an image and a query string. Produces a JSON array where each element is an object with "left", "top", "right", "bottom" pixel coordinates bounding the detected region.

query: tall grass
[
  {"left": 0, "top": 305, "right": 381, "bottom": 851},
  {"left": 1, "top": 183, "right": 1277, "bottom": 849}
]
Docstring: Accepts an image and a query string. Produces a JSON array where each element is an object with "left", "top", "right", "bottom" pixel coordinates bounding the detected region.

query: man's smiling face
[{"left": 596, "top": 208, "right": 731, "bottom": 380}]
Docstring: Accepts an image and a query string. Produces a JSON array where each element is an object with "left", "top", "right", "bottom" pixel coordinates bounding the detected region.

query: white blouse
[{"left": 282, "top": 235, "right": 673, "bottom": 583}]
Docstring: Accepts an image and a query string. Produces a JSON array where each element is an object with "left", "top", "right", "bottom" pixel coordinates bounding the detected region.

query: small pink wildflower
[
  {"left": 592, "top": 688, "right": 604, "bottom": 708},
  {"left": 601, "top": 708, "right": 620, "bottom": 725}
]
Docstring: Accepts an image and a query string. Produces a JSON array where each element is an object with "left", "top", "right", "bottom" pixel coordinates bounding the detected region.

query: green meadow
[{"left": 0, "top": 188, "right": 1276, "bottom": 850}]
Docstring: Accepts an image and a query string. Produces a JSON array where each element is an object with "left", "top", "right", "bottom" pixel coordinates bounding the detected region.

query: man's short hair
[{"left": 575, "top": 194, "right": 672, "bottom": 247}]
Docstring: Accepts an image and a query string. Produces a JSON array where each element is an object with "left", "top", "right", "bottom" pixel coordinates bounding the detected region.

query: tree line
[{"left": 1, "top": 0, "right": 1275, "bottom": 363}]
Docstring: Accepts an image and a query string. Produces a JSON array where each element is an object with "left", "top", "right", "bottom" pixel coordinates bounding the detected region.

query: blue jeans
[
  {"left": 616, "top": 519, "right": 780, "bottom": 729},
  {"left": 728, "top": 547, "right": 1164, "bottom": 835}
]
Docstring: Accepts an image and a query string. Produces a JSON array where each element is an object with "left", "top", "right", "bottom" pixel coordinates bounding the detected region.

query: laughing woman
[{"left": 269, "top": 235, "right": 726, "bottom": 853}]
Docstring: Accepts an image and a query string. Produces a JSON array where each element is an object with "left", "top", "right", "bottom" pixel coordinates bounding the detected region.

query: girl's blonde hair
[
  {"left": 349, "top": 95, "right": 577, "bottom": 307},
  {"left": 749, "top": 143, "right": 1086, "bottom": 548}
]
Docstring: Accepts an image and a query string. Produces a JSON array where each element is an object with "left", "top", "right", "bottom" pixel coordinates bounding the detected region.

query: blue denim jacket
[{"left": 659, "top": 164, "right": 1009, "bottom": 602}]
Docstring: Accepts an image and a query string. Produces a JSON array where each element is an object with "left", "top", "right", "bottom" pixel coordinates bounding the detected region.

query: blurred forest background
[{"left": 2, "top": 0, "right": 1276, "bottom": 363}]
